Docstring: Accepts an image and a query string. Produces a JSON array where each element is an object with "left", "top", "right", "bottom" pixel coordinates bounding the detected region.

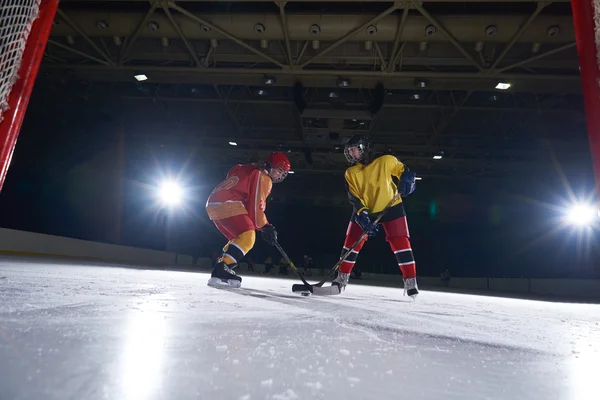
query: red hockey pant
[{"left": 338, "top": 214, "right": 416, "bottom": 279}]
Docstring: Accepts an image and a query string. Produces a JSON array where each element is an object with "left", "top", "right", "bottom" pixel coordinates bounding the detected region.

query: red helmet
[
  {"left": 266, "top": 152, "right": 291, "bottom": 183},
  {"left": 266, "top": 152, "right": 291, "bottom": 172}
]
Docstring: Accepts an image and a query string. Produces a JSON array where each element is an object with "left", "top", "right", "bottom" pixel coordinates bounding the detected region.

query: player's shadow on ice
[
  {"left": 244, "top": 288, "right": 302, "bottom": 300},
  {"left": 215, "top": 286, "right": 303, "bottom": 301}
]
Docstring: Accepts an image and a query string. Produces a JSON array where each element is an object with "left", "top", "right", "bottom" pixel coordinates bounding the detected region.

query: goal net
[
  {"left": 0, "top": 0, "right": 57, "bottom": 189},
  {"left": 0, "top": 0, "right": 41, "bottom": 122}
]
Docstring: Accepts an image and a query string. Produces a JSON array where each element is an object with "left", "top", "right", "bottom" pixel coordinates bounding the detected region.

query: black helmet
[{"left": 344, "top": 135, "right": 371, "bottom": 163}]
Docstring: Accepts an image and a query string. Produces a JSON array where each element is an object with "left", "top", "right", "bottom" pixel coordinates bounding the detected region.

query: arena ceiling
[{"left": 35, "top": 0, "right": 590, "bottom": 204}]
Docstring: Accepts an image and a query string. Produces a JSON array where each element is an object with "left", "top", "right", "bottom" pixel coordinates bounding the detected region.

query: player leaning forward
[
  {"left": 205, "top": 152, "right": 291, "bottom": 287},
  {"left": 333, "top": 135, "right": 419, "bottom": 299}
]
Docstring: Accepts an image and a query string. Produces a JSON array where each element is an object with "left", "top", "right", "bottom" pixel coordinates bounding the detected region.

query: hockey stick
[
  {"left": 292, "top": 193, "right": 401, "bottom": 294},
  {"left": 316, "top": 193, "right": 401, "bottom": 286},
  {"left": 274, "top": 241, "right": 342, "bottom": 296},
  {"left": 273, "top": 240, "right": 315, "bottom": 292}
]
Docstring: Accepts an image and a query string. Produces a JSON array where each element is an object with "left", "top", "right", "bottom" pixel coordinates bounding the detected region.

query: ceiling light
[
  {"left": 495, "top": 82, "right": 511, "bottom": 90},
  {"left": 134, "top": 74, "right": 148, "bottom": 82},
  {"left": 229, "top": 141, "right": 237, "bottom": 146},
  {"left": 433, "top": 155, "right": 442, "bottom": 160},
  {"left": 264, "top": 75, "right": 276, "bottom": 85},
  {"left": 257, "top": 89, "right": 266, "bottom": 96},
  {"left": 415, "top": 177, "right": 422, "bottom": 180},
  {"left": 414, "top": 78, "right": 428, "bottom": 88},
  {"left": 288, "top": 171, "right": 295, "bottom": 174},
  {"left": 337, "top": 77, "right": 351, "bottom": 87}
]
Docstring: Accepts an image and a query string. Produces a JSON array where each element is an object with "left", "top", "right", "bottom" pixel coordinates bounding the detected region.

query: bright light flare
[
  {"left": 564, "top": 204, "right": 598, "bottom": 227},
  {"left": 157, "top": 180, "right": 184, "bottom": 206}
]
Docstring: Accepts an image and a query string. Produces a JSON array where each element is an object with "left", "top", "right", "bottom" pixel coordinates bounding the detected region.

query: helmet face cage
[
  {"left": 269, "top": 168, "right": 288, "bottom": 183},
  {"left": 344, "top": 136, "right": 370, "bottom": 163}
]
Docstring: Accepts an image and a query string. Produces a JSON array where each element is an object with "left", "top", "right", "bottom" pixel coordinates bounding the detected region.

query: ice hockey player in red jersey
[
  {"left": 205, "top": 152, "right": 291, "bottom": 288},
  {"left": 333, "top": 135, "right": 419, "bottom": 300}
]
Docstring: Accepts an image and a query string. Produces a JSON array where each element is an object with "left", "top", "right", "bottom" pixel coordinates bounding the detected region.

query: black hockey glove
[
  {"left": 261, "top": 224, "right": 278, "bottom": 246},
  {"left": 399, "top": 171, "right": 416, "bottom": 197},
  {"left": 355, "top": 211, "right": 379, "bottom": 237}
]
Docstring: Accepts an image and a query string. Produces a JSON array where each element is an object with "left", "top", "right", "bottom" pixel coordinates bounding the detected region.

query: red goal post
[
  {"left": 571, "top": 0, "right": 600, "bottom": 199},
  {"left": 0, "top": 0, "right": 58, "bottom": 191}
]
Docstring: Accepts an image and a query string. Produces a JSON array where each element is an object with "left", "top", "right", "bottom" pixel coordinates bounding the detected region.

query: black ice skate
[
  {"left": 403, "top": 277, "right": 419, "bottom": 301},
  {"left": 207, "top": 262, "right": 242, "bottom": 288}
]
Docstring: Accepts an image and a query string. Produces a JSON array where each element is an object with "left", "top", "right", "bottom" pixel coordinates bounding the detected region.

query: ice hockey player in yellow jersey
[{"left": 333, "top": 135, "right": 419, "bottom": 300}]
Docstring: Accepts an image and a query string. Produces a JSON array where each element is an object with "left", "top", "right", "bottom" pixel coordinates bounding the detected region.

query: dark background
[{"left": 1, "top": 78, "right": 598, "bottom": 279}]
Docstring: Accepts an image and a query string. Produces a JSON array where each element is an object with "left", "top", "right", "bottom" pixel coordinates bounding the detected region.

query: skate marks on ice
[
  {"left": 314, "top": 287, "right": 600, "bottom": 353},
  {"left": 219, "top": 280, "right": 600, "bottom": 372},
  {"left": 213, "top": 279, "right": 600, "bottom": 360}
]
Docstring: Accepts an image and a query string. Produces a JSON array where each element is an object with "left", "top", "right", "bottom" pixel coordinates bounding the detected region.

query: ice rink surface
[{"left": 1, "top": 258, "right": 600, "bottom": 400}]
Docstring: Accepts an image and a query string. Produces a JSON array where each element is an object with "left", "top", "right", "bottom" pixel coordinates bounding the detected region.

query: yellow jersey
[{"left": 344, "top": 155, "right": 404, "bottom": 214}]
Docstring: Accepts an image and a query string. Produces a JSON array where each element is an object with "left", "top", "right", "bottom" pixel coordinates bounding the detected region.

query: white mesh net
[{"left": 0, "top": 0, "right": 41, "bottom": 123}]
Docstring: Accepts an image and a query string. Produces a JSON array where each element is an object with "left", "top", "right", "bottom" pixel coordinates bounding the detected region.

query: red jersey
[{"left": 206, "top": 164, "right": 272, "bottom": 229}]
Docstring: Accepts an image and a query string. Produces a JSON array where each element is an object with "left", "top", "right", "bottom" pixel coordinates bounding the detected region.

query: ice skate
[
  {"left": 208, "top": 262, "right": 242, "bottom": 289},
  {"left": 331, "top": 271, "right": 350, "bottom": 293},
  {"left": 403, "top": 277, "right": 419, "bottom": 301}
]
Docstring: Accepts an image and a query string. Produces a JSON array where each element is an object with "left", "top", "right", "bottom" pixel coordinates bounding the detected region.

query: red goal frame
[{"left": 571, "top": 0, "right": 600, "bottom": 199}]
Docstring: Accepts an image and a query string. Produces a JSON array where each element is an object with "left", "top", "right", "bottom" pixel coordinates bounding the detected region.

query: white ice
[{"left": 1, "top": 257, "right": 600, "bottom": 400}]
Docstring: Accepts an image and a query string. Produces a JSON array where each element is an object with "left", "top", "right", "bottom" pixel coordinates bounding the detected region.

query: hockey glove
[
  {"left": 399, "top": 171, "right": 417, "bottom": 197},
  {"left": 355, "top": 211, "right": 379, "bottom": 237},
  {"left": 261, "top": 224, "right": 278, "bottom": 246}
]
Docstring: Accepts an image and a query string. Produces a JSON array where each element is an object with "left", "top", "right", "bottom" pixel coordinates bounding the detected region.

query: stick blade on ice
[{"left": 292, "top": 283, "right": 341, "bottom": 296}]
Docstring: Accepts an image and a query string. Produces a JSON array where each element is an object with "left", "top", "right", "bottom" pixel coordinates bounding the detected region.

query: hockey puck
[{"left": 300, "top": 291, "right": 311, "bottom": 297}]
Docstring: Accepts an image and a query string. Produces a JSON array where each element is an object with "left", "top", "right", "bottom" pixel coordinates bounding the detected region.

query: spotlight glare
[
  {"left": 495, "top": 82, "right": 511, "bottom": 90},
  {"left": 158, "top": 180, "right": 183, "bottom": 206},
  {"left": 565, "top": 204, "right": 598, "bottom": 226},
  {"left": 229, "top": 141, "right": 237, "bottom": 146}
]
